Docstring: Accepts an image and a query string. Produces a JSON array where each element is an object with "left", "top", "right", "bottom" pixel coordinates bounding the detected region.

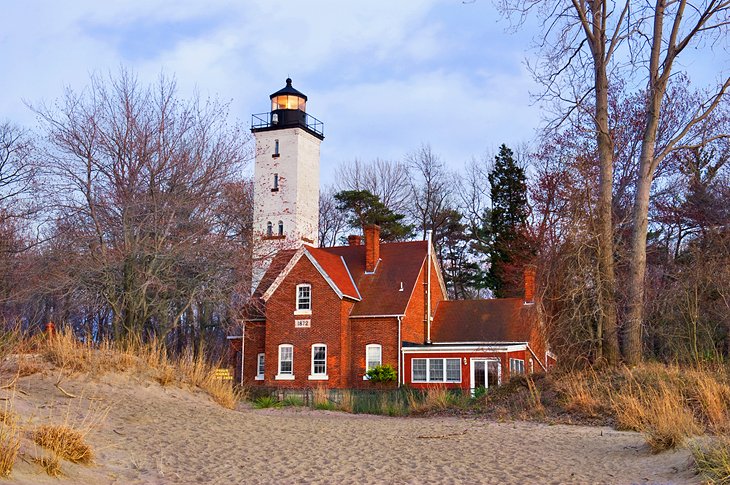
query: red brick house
[{"left": 229, "top": 224, "right": 554, "bottom": 392}]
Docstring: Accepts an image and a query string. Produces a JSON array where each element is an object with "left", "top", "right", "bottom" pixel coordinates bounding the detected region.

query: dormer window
[
  {"left": 295, "top": 284, "right": 311, "bottom": 314},
  {"left": 278, "top": 220, "right": 284, "bottom": 236}
]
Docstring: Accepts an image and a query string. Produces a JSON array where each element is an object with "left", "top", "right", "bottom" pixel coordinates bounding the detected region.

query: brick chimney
[
  {"left": 524, "top": 265, "right": 536, "bottom": 304},
  {"left": 347, "top": 234, "right": 362, "bottom": 246},
  {"left": 364, "top": 224, "right": 380, "bottom": 273}
]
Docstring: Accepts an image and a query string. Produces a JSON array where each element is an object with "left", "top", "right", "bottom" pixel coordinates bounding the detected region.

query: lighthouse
[{"left": 251, "top": 78, "right": 324, "bottom": 290}]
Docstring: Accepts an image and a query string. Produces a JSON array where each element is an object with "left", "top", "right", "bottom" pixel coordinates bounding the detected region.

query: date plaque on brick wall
[{"left": 295, "top": 319, "right": 311, "bottom": 328}]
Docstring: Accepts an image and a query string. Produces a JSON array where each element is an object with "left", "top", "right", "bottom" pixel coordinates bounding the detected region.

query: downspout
[
  {"left": 397, "top": 315, "right": 403, "bottom": 387},
  {"left": 240, "top": 321, "right": 246, "bottom": 386},
  {"left": 426, "top": 229, "right": 432, "bottom": 344}
]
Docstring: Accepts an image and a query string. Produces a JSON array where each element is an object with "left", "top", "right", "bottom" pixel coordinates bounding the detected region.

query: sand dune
[{"left": 3, "top": 371, "right": 698, "bottom": 484}]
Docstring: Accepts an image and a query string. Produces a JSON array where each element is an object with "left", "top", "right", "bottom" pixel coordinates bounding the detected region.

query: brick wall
[
  {"left": 262, "top": 256, "right": 348, "bottom": 388},
  {"left": 241, "top": 322, "right": 266, "bottom": 384},
  {"left": 349, "top": 316, "right": 399, "bottom": 389},
  {"left": 401, "top": 254, "right": 446, "bottom": 344}
]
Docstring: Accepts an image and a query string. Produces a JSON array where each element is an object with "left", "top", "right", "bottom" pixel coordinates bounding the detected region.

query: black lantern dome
[
  {"left": 270, "top": 78, "right": 307, "bottom": 111},
  {"left": 251, "top": 78, "right": 324, "bottom": 139}
]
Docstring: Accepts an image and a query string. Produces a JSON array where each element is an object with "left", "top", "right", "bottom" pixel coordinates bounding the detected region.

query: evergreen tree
[
  {"left": 334, "top": 190, "right": 413, "bottom": 241},
  {"left": 486, "top": 144, "right": 534, "bottom": 298}
]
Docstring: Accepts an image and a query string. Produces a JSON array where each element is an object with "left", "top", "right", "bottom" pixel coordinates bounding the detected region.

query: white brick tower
[{"left": 251, "top": 78, "right": 324, "bottom": 291}]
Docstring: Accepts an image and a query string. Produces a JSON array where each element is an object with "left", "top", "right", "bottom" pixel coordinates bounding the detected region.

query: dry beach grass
[{"left": 0, "top": 329, "right": 721, "bottom": 483}]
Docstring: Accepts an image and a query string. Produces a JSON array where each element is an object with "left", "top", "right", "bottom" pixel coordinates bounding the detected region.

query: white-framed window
[
  {"left": 366, "top": 344, "right": 382, "bottom": 371},
  {"left": 309, "top": 344, "right": 327, "bottom": 379},
  {"left": 296, "top": 284, "right": 311, "bottom": 313},
  {"left": 266, "top": 221, "right": 273, "bottom": 237},
  {"left": 510, "top": 358, "right": 525, "bottom": 376},
  {"left": 278, "top": 220, "right": 284, "bottom": 236},
  {"left": 276, "top": 344, "right": 294, "bottom": 380},
  {"left": 256, "top": 353, "right": 265, "bottom": 380},
  {"left": 411, "top": 358, "right": 461, "bottom": 383},
  {"left": 412, "top": 359, "right": 427, "bottom": 382}
]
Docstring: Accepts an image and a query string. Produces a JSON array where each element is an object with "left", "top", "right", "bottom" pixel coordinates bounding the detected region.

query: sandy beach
[{"left": 4, "top": 371, "right": 699, "bottom": 485}]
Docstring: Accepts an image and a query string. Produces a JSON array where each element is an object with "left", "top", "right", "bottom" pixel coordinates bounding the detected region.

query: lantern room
[
  {"left": 251, "top": 78, "right": 324, "bottom": 139},
  {"left": 270, "top": 78, "right": 307, "bottom": 112}
]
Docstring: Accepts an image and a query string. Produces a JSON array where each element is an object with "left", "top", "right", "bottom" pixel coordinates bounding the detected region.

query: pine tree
[
  {"left": 486, "top": 144, "right": 534, "bottom": 298},
  {"left": 334, "top": 190, "right": 413, "bottom": 241}
]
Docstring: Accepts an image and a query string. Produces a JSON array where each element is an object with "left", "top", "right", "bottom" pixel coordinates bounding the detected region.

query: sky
[{"left": 0, "top": 1, "right": 547, "bottom": 185}]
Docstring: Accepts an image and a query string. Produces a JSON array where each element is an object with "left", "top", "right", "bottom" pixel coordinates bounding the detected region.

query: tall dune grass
[{"left": 42, "top": 328, "right": 243, "bottom": 409}]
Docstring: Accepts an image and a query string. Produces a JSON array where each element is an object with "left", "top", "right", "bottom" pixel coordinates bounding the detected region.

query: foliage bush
[
  {"left": 365, "top": 364, "right": 397, "bottom": 383},
  {"left": 253, "top": 396, "right": 281, "bottom": 409}
]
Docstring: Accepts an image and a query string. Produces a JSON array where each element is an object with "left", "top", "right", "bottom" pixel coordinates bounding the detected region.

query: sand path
[{"left": 6, "top": 373, "right": 699, "bottom": 484}]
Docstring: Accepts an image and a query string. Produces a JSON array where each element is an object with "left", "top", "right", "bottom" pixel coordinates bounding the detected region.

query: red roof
[
  {"left": 254, "top": 241, "right": 430, "bottom": 317},
  {"left": 325, "top": 240, "right": 428, "bottom": 316},
  {"left": 429, "top": 299, "right": 535, "bottom": 343},
  {"left": 307, "top": 247, "right": 360, "bottom": 300}
]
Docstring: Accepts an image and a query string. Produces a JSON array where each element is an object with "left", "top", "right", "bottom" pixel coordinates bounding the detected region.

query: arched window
[
  {"left": 278, "top": 220, "right": 284, "bottom": 236},
  {"left": 266, "top": 221, "right": 273, "bottom": 237}
]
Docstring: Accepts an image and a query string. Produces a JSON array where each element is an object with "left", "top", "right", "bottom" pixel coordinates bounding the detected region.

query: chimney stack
[
  {"left": 364, "top": 224, "right": 381, "bottom": 273},
  {"left": 347, "top": 235, "right": 362, "bottom": 246},
  {"left": 524, "top": 265, "right": 536, "bottom": 304}
]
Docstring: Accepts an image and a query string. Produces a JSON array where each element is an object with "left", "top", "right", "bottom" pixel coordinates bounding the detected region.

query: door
[{"left": 471, "top": 359, "right": 501, "bottom": 394}]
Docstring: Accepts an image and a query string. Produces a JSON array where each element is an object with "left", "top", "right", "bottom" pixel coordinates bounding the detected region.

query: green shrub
[
  {"left": 472, "top": 386, "right": 487, "bottom": 400},
  {"left": 365, "top": 364, "right": 397, "bottom": 383},
  {"left": 282, "top": 395, "right": 305, "bottom": 407},
  {"left": 253, "top": 396, "right": 281, "bottom": 409}
]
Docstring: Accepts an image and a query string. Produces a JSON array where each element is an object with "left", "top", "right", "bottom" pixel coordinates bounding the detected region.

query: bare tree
[
  {"left": 335, "top": 158, "right": 411, "bottom": 214},
  {"left": 33, "top": 70, "right": 251, "bottom": 342},
  {"left": 406, "top": 144, "right": 454, "bottom": 241},
  {"left": 319, "top": 185, "right": 347, "bottom": 247},
  {"left": 623, "top": 1, "right": 730, "bottom": 363}
]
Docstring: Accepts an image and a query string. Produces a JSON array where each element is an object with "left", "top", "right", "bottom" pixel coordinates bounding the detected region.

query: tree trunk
[{"left": 594, "top": 45, "right": 620, "bottom": 365}]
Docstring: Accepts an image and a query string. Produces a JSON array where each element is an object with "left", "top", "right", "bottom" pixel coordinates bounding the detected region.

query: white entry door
[{"left": 470, "top": 359, "right": 501, "bottom": 393}]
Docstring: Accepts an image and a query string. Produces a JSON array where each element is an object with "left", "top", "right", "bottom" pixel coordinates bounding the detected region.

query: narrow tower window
[
  {"left": 273, "top": 173, "right": 279, "bottom": 190},
  {"left": 278, "top": 220, "right": 284, "bottom": 236},
  {"left": 266, "top": 222, "right": 273, "bottom": 237},
  {"left": 274, "top": 139, "right": 280, "bottom": 156}
]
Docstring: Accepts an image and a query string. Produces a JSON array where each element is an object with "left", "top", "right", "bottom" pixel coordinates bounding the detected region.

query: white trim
[
  {"left": 278, "top": 344, "right": 294, "bottom": 376},
  {"left": 275, "top": 374, "right": 295, "bottom": 381},
  {"left": 470, "top": 357, "right": 501, "bottom": 392},
  {"left": 527, "top": 344, "right": 548, "bottom": 372},
  {"left": 261, "top": 247, "right": 362, "bottom": 302},
  {"left": 310, "top": 343, "right": 327, "bottom": 377},
  {"left": 402, "top": 344, "right": 527, "bottom": 353},
  {"left": 226, "top": 335, "right": 243, "bottom": 340},
  {"left": 303, "top": 252, "right": 345, "bottom": 299},
  {"left": 262, "top": 247, "right": 306, "bottom": 301},
  {"left": 432, "top": 341, "right": 529, "bottom": 346},
  {"left": 410, "top": 357, "right": 462, "bottom": 383},
  {"left": 349, "top": 314, "right": 405, "bottom": 319},
  {"left": 256, "top": 353, "right": 265, "bottom": 380},
  {"left": 365, "top": 344, "right": 382, "bottom": 377},
  {"left": 341, "top": 256, "right": 362, "bottom": 300},
  {"left": 364, "top": 258, "right": 381, "bottom": 275},
  {"left": 296, "top": 283, "right": 312, "bottom": 312}
]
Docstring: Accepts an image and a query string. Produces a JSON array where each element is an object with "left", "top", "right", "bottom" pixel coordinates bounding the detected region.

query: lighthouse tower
[{"left": 251, "top": 78, "right": 324, "bottom": 290}]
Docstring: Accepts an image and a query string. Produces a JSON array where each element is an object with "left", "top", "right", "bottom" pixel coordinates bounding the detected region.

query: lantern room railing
[{"left": 251, "top": 112, "right": 324, "bottom": 138}]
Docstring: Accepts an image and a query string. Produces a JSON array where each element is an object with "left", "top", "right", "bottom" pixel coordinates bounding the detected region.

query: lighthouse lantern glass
[{"left": 271, "top": 95, "right": 306, "bottom": 112}]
